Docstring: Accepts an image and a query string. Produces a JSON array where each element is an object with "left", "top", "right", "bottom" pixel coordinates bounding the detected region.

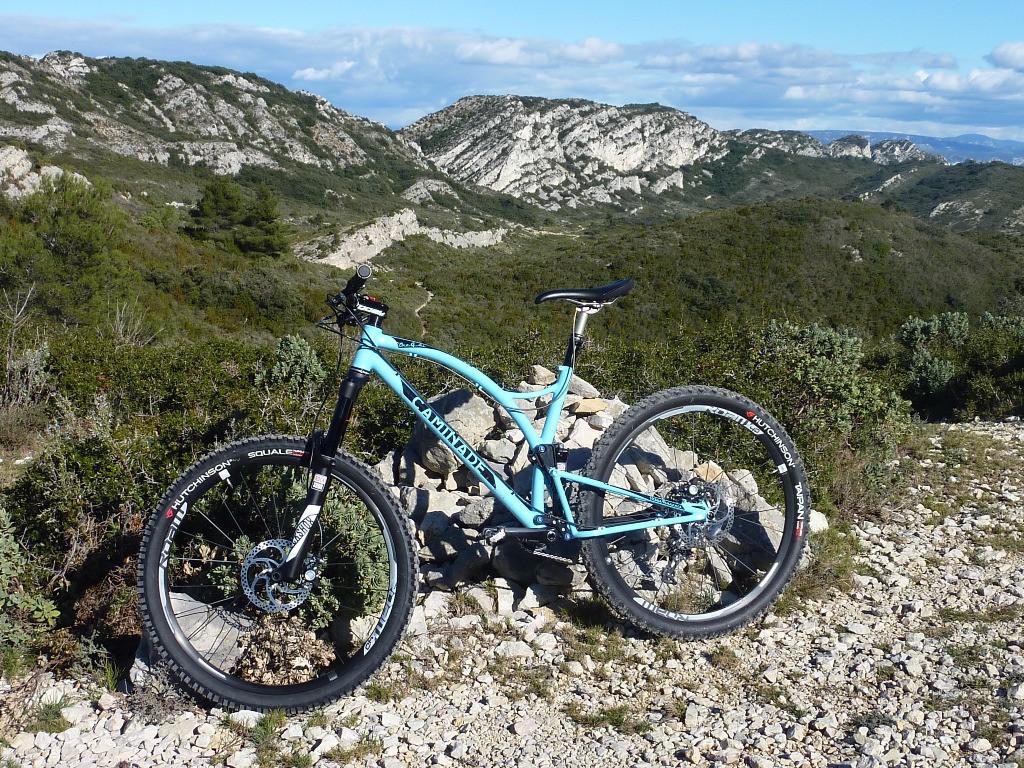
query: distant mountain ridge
[
  {"left": 0, "top": 50, "right": 423, "bottom": 175},
  {"left": 2, "top": 50, "right": 1023, "bottom": 243},
  {"left": 400, "top": 95, "right": 727, "bottom": 211},
  {"left": 808, "top": 130, "right": 1024, "bottom": 166},
  {"left": 400, "top": 95, "right": 941, "bottom": 212}
]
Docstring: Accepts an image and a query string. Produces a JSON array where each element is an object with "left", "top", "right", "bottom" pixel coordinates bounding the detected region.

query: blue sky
[{"left": 2, "top": 1, "right": 1024, "bottom": 139}]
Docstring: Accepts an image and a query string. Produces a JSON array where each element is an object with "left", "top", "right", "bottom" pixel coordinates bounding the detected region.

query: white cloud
[
  {"left": 989, "top": 41, "right": 1024, "bottom": 71},
  {"left": 456, "top": 38, "right": 546, "bottom": 66},
  {"left": 1, "top": 14, "right": 1023, "bottom": 138},
  {"left": 561, "top": 37, "right": 623, "bottom": 64},
  {"left": 293, "top": 61, "right": 355, "bottom": 81}
]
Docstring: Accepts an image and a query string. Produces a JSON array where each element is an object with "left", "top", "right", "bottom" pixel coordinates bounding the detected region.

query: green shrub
[
  {"left": 0, "top": 332, "right": 337, "bottom": 641},
  {"left": 257, "top": 335, "right": 327, "bottom": 390},
  {"left": 907, "top": 348, "right": 956, "bottom": 400},
  {"left": 892, "top": 312, "right": 1024, "bottom": 419},
  {"left": 0, "top": 503, "right": 59, "bottom": 674}
]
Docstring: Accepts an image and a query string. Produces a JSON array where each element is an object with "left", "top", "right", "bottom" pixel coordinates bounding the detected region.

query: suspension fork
[{"left": 273, "top": 366, "right": 370, "bottom": 583}]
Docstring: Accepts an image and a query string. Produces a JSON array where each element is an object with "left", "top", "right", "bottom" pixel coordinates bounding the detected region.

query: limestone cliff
[
  {"left": 0, "top": 51, "right": 423, "bottom": 176},
  {"left": 401, "top": 96, "right": 728, "bottom": 211}
]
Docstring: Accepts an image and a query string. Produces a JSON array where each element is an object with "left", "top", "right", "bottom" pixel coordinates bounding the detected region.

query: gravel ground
[{"left": 2, "top": 419, "right": 1023, "bottom": 768}]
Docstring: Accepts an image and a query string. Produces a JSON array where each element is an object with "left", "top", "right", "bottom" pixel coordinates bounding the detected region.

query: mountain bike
[{"left": 138, "top": 265, "right": 810, "bottom": 712}]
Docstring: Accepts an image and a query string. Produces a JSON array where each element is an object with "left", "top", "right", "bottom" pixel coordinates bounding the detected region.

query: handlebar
[
  {"left": 330, "top": 264, "right": 373, "bottom": 309},
  {"left": 325, "top": 264, "right": 388, "bottom": 329},
  {"left": 343, "top": 264, "right": 372, "bottom": 305}
]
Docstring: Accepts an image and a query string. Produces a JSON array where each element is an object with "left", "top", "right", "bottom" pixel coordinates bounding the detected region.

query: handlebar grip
[
  {"left": 343, "top": 264, "right": 372, "bottom": 298},
  {"left": 332, "top": 264, "right": 372, "bottom": 308}
]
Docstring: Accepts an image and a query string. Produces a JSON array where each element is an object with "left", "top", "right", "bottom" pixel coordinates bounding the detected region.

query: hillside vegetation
[{"left": 375, "top": 199, "right": 1024, "bottom": 346}]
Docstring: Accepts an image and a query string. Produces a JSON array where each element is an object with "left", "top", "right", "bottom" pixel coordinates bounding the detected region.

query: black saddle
[{"left": 535, "top": 278, "right": 634, "bottom": 305}]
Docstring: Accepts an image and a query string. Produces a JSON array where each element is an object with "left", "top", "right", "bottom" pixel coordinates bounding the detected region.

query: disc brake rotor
[
  {"left": 241, "top": 538, "right": 316, "bottom": 613},
  {"left": 657, "top": 478, "right": 737, "bottom": 586}
]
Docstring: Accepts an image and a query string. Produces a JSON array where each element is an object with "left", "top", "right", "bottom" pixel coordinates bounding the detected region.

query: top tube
[{"left": 356, "top": 325, "right": 573, "bottom": 448}]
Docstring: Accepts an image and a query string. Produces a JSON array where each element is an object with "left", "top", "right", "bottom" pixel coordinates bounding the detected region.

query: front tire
[
  {"left": 579, "top": 386, "right": 810, "bottom": 638},
  {"left": 138, "top": 436, "right": 416, "bottom": 712}
]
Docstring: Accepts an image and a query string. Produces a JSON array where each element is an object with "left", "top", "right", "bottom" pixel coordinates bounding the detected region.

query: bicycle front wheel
[
  {"left": 579, "top": 386, "right": 810, "bottom": 638},
  {"left": 138, "top": 436, "right": 416, "bottom": 712}
]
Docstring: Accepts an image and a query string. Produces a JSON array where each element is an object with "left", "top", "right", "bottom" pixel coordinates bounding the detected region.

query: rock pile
[{"left": 372, "top": 364, "right": 623, "bottom": 608}]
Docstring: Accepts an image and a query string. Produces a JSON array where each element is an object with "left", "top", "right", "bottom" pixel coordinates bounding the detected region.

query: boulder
[
  {"left": 527, "top": 365, "right": 557, "bottom": 385},
  {"left": 458, "top": 497, "right": 496, "bottom": 528},
  {"left": 411, "top": 389, "right": 497, "bottom": 476},
  {"left": 443, "top": 543, "right": 492, "bottom": 587},
  {"left": 492, "top": 540, "right": 539, "bottom": 586}
]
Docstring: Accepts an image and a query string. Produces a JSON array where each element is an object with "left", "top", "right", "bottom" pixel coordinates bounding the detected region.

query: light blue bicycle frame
[{"left": 352, "top": 325, "right": 710, "bottom": 540}]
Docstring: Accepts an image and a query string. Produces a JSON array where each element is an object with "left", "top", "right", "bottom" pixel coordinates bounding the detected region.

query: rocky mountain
[
  {"left": 810, "top": 130, "right": 1024, "bottom": 166},
  {"left": 724, "top": 129, "right": 935, "bottom": 165},
  {"left": 723, "top": 128, "right": 828, "bottom": 158},
  {"left": 0, "top": 50, "right": 422, "bottom": 176},
  {"left": 400, "top": 96, "right": 946, "bottom": 212},
  {"left": 821, "top": 134, "right": 937, "bottom": 165},
  {"left": 0, "top": 50, "right": 535, "bottom": 266},
  {"left": 400, "top": 95, "right": 728, "bottom": 211}
]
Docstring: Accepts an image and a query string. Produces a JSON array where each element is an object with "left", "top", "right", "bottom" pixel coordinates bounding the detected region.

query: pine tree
[
  {"left": 235, "top": 183, "right": 290, "bottom": 258},
  {"left": 185, "top": 177, "right": 289, "bottom": 258}
]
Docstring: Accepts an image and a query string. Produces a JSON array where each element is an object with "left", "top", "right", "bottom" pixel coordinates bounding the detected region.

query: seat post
[{"left": 563, "top": 303, "right": 599, "bottom": 368}]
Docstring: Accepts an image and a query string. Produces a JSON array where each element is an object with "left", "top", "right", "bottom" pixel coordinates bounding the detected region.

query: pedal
[
  {"left": 482, "top": 527, "right": 504, "bottom": 544},
  {"left": 482, "top": 527, "right": 539, "bottom": 544}
]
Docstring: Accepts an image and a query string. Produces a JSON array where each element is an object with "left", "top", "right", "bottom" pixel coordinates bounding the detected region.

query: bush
[
  {"left": 0, "top": 503, "right": 59, "bottom": 674},
  {"left": 257, "top": 335, "right": 327, "bottom": 390},
  {"left": 0, "top": 332, "right": 337, "bottom": 640},
  {"left": 0, "top": 337, "right": 50, "bottom": 450},
  {"left": 893, "top": 312, "right": 1024, "bottom": 418},
  {"left": 907, "top": 349, "right": 956, "bottom": 400},
  {"left": 746, "top": 322, "right": 910, "bottom": 519}
]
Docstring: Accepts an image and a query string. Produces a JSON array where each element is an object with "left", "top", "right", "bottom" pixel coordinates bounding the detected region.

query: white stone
[
  {"left": 422, "top": 590, "right": 449, "bottom": 619},
  {"left": 226, "top": 749, "right": 256, "bottom": 768},
  {"left": 311, "top": 733, "right": 341, "bottom": 762},
  {"left": 809, "top": 509, "right": 829, "bottom": 533},
  {"left": 494, "top": 640, "right": 534, "bottom": 659},
  {"left": 60, "top": 704, "right": 94, "bottom": 725},
  {"left": 513, "top": 716, "right": 539, "bottom": 736},
  {"left": 228, "top": 710, "right": 261, "bottom": 729}
]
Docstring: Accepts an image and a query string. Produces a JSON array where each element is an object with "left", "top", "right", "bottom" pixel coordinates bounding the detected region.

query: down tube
[{"left": 357, "top": 351, "right": 544, "bottom": 530}]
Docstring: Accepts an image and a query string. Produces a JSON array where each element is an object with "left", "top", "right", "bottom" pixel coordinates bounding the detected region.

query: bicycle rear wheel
[
  {"left": 579, "top": 386, "right": 810, "bottom": 638},
  {"left": 138, "top": 435, "right": 416, "bottom": 712}
]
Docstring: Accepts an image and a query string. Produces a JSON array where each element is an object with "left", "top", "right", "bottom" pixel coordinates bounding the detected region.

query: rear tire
[
  {"left": 138, "top": 435, "right": 416, "bottom": 712},
  {"left": 579, "top": 386, "right": 810, "bottom": 638}
]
